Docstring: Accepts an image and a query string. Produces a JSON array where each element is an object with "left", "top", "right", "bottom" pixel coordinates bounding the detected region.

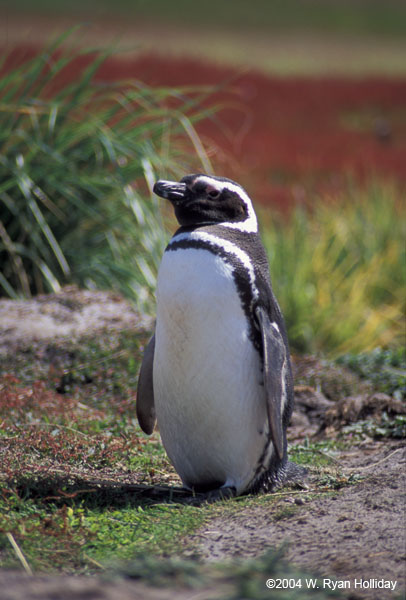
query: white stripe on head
[
  {"left": 194, "top": 176, "right": 258, "bottom": 233},
  {"left": 171, "top": 230, "right": 259, "bottom": 303}
]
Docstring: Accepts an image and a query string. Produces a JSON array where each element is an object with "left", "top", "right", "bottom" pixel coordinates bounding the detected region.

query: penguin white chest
[{"left": 153, "top": 246, "right": 268, "bottom": 494}]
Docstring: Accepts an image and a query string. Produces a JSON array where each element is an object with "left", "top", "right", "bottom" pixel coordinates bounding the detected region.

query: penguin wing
[
  {"left": 255, "top": 305, "right": 286, "bottom": 460},
  {"left": 136, "top": 334, "right": 156, "bottom": 435}
]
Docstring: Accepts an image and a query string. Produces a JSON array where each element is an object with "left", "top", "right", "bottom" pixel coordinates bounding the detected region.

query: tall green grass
[
  {"left": 261, "top": 184, "right": 405, "bottom": 356},
  {"left": 1, "top": 34, "right": 404, "bottom": 355},
  {"left": 0, "top": 31, "right": 212, "bottom": 311}
]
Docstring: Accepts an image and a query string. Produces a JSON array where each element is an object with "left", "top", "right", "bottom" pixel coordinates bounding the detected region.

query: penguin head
[{"left": 153, "top": 174, "right": 257, "bottom": 230}]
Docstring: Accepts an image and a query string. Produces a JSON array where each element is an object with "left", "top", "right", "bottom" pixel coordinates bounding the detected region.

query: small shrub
[{"left": 337, "top": 347, "right": 406, "bottom": 399}]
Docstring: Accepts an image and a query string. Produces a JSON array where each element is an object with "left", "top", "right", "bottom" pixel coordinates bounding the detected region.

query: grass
[
  {"left": 261, "top": 182, "right": 406, "bottom": 355},
  {"left": 115, "top": 549, "right": 343, "bottom": 599},
  {"left": 0, "top": 26, "right": 404, "bottom": 592},
  {"left": 0, "top": 488, "right": 209, "bottom": 572},
  {"left": 1, "top": 34, "right": 405, "bottom": 355},
  {"left": 0, "top": 325, "right": 401, "bottom": 575},
  {"left": 0, "top": 330, "right": 208, "bottom": 572},
  {"left": 0, "top": 31, "right": 213, "bottom": 310},
  {"left": 289, "top": 440, "right": 344, "bottom": 469}
]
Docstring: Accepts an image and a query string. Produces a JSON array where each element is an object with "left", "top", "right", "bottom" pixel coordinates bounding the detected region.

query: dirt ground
[
  {"left": 0, "top": 287, "right": 152, "bottom": 355},
  {"left": 3, "top": 445, "right": 403, "bottom": 600},
  {"left": 0, "top": 289, "right": 405, "bottom": 600},
  {"left": 189, "top": 442, "right": 405, "bottom": 599}
]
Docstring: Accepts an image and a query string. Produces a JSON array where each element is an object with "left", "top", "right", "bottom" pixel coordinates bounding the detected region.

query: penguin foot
[
  {"left": 284, "top": 461, "right": 308, "bottom": 486},
  {"left": 248, "top": 460, "right": 308, "bottom": 495},
  {"left": 203, "top": 486, "right": 237, "bottom": 503},
  {"left": 185, "top": 486, "right": 237, "bottom": 506}
]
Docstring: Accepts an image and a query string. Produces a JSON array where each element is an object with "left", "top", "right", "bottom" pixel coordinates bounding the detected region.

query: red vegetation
[
  {"left": 0, "top": 374, "right": 141, "bottom": 478},
  {"left": 4, "top": 45, "right": 406, "bottom": 208}
]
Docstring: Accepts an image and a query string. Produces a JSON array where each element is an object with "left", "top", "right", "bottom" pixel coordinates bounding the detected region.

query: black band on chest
[{"left": 166, "top": 238, "right": 262, "bottom": 351}]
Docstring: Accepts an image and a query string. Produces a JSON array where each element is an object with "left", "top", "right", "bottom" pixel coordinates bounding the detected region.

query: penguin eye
[{"left": 207, "top": 189, "right": 220, "bottom": 199}]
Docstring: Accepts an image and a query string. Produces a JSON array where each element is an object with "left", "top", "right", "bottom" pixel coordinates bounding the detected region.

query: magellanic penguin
[{"left": 136, "top": 174, "right": 294, "bottom": 500}]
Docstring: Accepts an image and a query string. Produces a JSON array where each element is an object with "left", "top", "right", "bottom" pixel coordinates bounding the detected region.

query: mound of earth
[{"left": 0, "top": 286, "right": 152, "bottom": 356}]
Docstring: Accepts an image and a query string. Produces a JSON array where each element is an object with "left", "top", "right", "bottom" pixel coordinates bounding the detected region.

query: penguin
[{"left": 136, "top": 173, "right": 294, "bottom": 500}]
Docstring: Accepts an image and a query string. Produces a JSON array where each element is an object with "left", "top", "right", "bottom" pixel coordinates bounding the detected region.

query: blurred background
[
  {"left": 1, "top": 2, "right": 405, "bottom": 582},
  {"left": 1, "top": 0, "right": 405, "bottom": 354},
  {"left": 3, "top": 0, "right": 406, "bottom": 74}
]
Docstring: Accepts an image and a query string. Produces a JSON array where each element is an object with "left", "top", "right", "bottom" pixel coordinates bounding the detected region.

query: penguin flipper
[
  {"left": 255, "top": 305, "right": 286, "bottom": 461},
  {"left": 136, "top": 334, "right": 156, "bottom": 435}
]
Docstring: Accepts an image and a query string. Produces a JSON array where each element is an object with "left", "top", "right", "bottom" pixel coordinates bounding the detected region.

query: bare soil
[
  {"left": 188, "top": 442, "right": 406, "bottom": 600},
  {"left": 0, "top": 287, "right": 152, "bottom": 355},
  {"left": 0, "top": 288, "right": 405, "bottom": 599}
]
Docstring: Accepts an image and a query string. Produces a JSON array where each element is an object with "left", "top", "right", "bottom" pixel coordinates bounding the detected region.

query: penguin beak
[{"left": 153, "top": 180, "right": 187, "bottom": 203}]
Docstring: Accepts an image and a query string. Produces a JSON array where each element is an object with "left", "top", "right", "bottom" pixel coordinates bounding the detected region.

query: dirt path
[{"left": 188, "top": 442, "right": 405, "bottom": 600}]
